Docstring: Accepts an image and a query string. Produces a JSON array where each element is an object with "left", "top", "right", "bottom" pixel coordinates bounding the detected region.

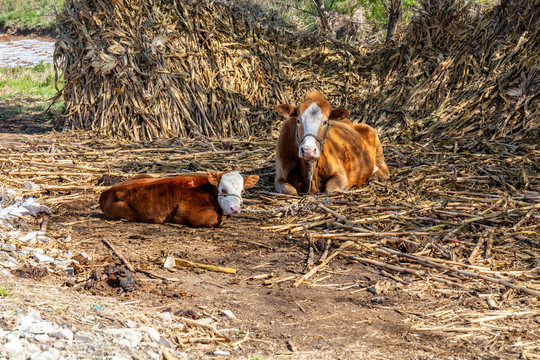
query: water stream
[{"left": 0, "top": 36, "right": 55, "bottom": 68}]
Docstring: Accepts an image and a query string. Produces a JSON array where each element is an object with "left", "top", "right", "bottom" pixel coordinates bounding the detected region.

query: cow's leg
[
  {"left": 275, "top": 180, "right": 299, "bottom": 196},
  {"left": 275, "top": 161, "right": 299, "bottom": 196},
  {"left": 179, "top": 208, "right": 221, "bottom": 228},
  {"left": 373, "top": 140, "right": 389, "bottom": 179},
  {"left": 105, "top": 201, "right": 138, "bottom": 221},
  {"left": 324, "top": 174, "right": 348, "bottom": 193}
]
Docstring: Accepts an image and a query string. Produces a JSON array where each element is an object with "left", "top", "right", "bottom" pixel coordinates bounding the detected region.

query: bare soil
[{"left": 1, "top": 112, "right": 539, "bottom": 359}]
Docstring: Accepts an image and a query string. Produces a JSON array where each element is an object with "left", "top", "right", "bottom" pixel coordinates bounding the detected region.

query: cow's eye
[
  {"left": 221, "top": 189, "right": 228, "bottom": 195},
  {"left": 322, "top": 120, "right": 328, "bottom": 126},
  {"left": 296, "top": 118, "right": 301, "bottom": 124}
]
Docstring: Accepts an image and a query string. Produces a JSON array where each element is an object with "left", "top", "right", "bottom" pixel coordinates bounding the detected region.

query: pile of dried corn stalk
[{"left": 52, "top": 0, "right": 539, "bottom": 143}]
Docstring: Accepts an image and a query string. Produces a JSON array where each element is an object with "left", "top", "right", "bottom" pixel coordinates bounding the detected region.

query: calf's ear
[
  {"left": 329, "top": 108, "right": 350, "bottom": 121},
  {"left": 207, "top": 171, "right": 221, "bottom": 186},
  {"left": 243, "top": 175, "right": 260, "bottom": 189},
  {"left": 276, "top": 104, "right": 297, "bottom": 118}
]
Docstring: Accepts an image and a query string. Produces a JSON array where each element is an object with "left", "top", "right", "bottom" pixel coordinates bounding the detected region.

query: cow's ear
[
  {"left": 276, "top": 104, "right": 297, "bottom": 118},
  {"left": 329, "top": 108, "right": 350, "bottom": 121},
  {"left": 243, "top": 175, "right": 259, "bottom": 189},
  {"left": 207, "top": 171, "right": 221, "bottom": 186}
]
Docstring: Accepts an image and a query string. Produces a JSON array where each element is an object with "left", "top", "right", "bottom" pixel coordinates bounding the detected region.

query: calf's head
[
  {"left": 207, "top": 171, "right": 259, "bottom": 215},
  {"left": 277, "top": 91, "right": 349, "bottom": 161}
]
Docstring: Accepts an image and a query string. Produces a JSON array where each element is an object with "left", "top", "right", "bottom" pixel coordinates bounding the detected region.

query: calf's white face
[
  {"left": 298, "top": 102, "right": 325, "bottom": 161},
  {"left": 218, "top": 171, "right": 244, "bottom": 215}
]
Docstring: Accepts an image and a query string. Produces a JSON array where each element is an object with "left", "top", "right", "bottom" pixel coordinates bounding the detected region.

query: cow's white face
[
  {"left": 218, "top": 171, "right": 245, "bottom": 215},
  {"left": 297, "top": 102, "right": 327, "bottom": 161}
]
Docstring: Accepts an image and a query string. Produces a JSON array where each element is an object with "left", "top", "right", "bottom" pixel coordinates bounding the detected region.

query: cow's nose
[
  {"left": 230, "top": 205, "right": 241, "bottom": 214},
  {"left": 301, "top": 146, "right": 316, "bottom": 159}
]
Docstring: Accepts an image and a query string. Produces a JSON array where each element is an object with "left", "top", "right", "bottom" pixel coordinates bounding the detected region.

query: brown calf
[
  {"left": 99, "top": 171, "right": 259, "bottom": 228},
  {"left": 275, "top": 91, "right": 388, "bottom": 195}
]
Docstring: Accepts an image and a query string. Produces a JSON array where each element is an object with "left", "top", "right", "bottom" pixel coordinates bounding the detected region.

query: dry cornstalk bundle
[
  {"left": 52, "top": 0, "right": 539, "bottom": 145},
  {"left": 366, "top": 0, "right": 540, "bottom": 145}
]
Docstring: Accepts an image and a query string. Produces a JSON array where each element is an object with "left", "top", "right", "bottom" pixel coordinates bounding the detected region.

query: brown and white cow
[
  {"left": 275, "top": 91, "right": 388, "bottom": 195},
  {"left": 99, "top": 171, "right": 259, "bottom": 228}
]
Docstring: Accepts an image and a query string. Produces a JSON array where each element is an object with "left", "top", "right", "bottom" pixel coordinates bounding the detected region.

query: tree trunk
[
  {"left": 312, "top": 0, "right": 331, "bottom": 36},
  {"left": 385, "top": 0, "right": 402, "bottom": 44}
]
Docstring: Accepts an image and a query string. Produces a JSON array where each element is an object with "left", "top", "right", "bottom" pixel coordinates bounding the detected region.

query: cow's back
[
  {"left": 99, "top": 175, "right": 215, "bottom": 224},
  {"left": 318, "top": 121, "right": 381, "bottom": 189}
]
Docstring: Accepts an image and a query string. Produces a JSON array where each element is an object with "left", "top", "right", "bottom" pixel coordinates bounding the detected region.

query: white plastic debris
[{"left": 0, "top": 197, "right": 51, "bottom": 218}]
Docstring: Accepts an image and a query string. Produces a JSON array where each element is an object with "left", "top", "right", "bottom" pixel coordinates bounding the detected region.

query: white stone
[
  {"left": 104, "top": 328, "right": 142, "bottom": 348},
  {"left": 33, "top": 253, "right": 54, "bottom": 263},
  {"left": 220, "top": 309, "right": 236, "bottom": 319},
  {"left": 26, "top": 343, "right": 42, "bottom": 356},
  {"left": 53, "top": 341, "right": 65, "bottom": 349},
  {"left": 140, "top": 327, "right": 160, "bottom": 343},
  {"left": 27, "top": 321, "right": 55, "bottom": 335},
  {"left": 79, "top": 252, "right": 91, "bottom": 261},
  {"left": 34, "top": 334, "right": 51, "bottom": 342},
  {"left": 19, "top": 231, "right": 39, "bottom": 243},
  {"left": 59, "top": 328, "right": 73, "bottom": 342},
  {"left": 22, "top": 181, "right": 41, "bottom": 191},
  {"left": 19, "top": 311, "right": 42, "bottom": 327},
  {"left": 6, "top": 330, "right": 21, "bottom": 342},
  {"left": 158, "top": 337, "right": 174, "bottom": 348},
  {"left": 214, "top": 350, "right": 231, "bottom": 356},
  {"left": 115, "top": 338, "right": 131, "bottom": 348},
  {"left": 197, "top": 318, "right": 213, "bottom": 325},
  {"left": 32, "top": 350, "right": 58, "bottom": 360},
  {"left": 147, "top": 352, "right": 160, "bottom": 360},
  {"left": 125, "top": 320, "right": 138, "bottom": 328},
  {"left": 1, "top": 243, "right": 16, "bottom": 252},
  {"left": 4, "top": 339, "right": 24, "bottom": 355},
  {"left": 156, "top": 312, "right": 172, "bottom": 327},
  {"left": 163, "top": 256, "right": 175, "bottom": 269}
]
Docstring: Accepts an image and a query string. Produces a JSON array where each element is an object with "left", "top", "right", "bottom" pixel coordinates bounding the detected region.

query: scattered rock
[
  {"left": 34, "top": 253, "right": 55, "bottom": 264},
  {"left": 140, "top": 327, "right": 161, "bottom": 343},
  {"left": 163, "top": 256, "right": 175, "bottom": 269},
  {"left": 220, "top": 309, "right": 236, "bottom": 319},
  {"left": 158, "top": 337, "right": 175, "bottom": 348},
  {"left": 22, "top": 181, "right": 41, "bottom": 191},
  {"left": 156, "top": 311, "right": 172, "bottom": 327},
  {"left": 214, "top": 350, "right": 231, "bottom": 356}
]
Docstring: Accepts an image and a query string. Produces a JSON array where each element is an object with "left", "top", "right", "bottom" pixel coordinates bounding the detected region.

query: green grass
[
  {"left": 0, "top": 62, "right": 64, "bottom": 113},
  {"left": 0, "top": 285, "right": 13, "bottom": 297},
  {"left": 0, "top": 0, "right": 64, "bottom": 32}
]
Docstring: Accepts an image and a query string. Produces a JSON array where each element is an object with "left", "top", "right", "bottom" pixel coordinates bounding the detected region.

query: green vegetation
[
  {"left": 0, "top": 62, "right": 63, "bottom": 113},
  {"left": 0, "top": 285, "right": 13, "bottom": 297},
  {"left": 0, "top": 0, "right": 63, "bottom": 32}
]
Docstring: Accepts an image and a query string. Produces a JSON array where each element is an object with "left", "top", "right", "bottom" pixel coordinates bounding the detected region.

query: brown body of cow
[
  {"left": 99, "top": 171, "right": 259, "bottom": 228},
  {"left": 275, "top": 91, "right": 389, "bottom": 195}
]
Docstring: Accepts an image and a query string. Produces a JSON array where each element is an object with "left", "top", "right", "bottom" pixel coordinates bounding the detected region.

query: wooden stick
[
  {"left": 178, "top": 317, "right": 232, "bottom": 342},
  {"left": 377, "top": 246, "right": 540, "bottom": 298},
  {"left": 316, "top": 202, "right": 355, "bottom": 226},
  {"left": 302, "top": 224, "right": 314, "bottom": 272},
  {"left": 294, "top": 241, "right": 354, "bottom": 287},
  {"left": 102, "top": 238, "right": 136, "bottom": 274},
  {"left": 319, "top": 239, "right": 332, "bottom": 263},
  {"left": 174, "top": 258, "right": 236, "bottom": 274},
  {"left": 467, "top": 231, "right": 487, "bottom": 264}
]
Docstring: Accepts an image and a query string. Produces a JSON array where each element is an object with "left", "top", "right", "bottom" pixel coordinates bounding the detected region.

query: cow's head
[
  {"left": 276, "top": 91, "right": 349, "bottom": 161},
  {"left": 207, "top": 171, "right": 259, "bottom": 216}
]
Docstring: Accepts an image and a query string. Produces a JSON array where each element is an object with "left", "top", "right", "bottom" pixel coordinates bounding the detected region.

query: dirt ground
[{"left": 1, "top": 107, "right": 539, "bottom": 360}]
